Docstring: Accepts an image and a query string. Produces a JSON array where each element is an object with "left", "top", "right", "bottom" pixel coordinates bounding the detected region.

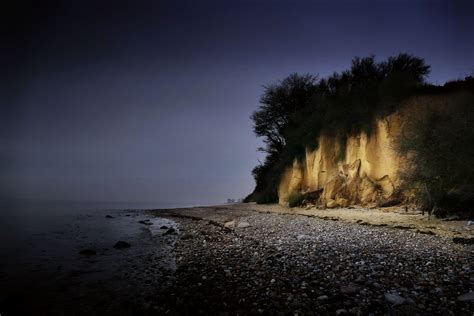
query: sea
[{"left": 0, "top": 198, "right": 201, "bottom": 313}]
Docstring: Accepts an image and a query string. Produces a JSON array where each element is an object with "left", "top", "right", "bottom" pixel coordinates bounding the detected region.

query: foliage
[
  {"left": 396, "top": 92, "right": 474, "bottom": 217},
  {"left": 250, "top": 73, "right": 319, "bottom": 155}
]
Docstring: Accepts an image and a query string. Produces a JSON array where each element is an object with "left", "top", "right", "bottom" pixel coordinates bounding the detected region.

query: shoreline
[
  {"left": 149, "top": 204, "right": 473, "bottom": 315},
  {"left": 153, "top": 203, "right": 473, "bottom": 241},
  {"left": 1, "top": 204, "right": 472, "bottom": 315}
]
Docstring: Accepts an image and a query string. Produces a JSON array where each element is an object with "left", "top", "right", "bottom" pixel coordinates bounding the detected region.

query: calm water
[
  {"left": 0, "top": 199, "right": 191, "bottom": 263},
  {"left": 0, "top": 199, "right": 194, "bottom": 313}
]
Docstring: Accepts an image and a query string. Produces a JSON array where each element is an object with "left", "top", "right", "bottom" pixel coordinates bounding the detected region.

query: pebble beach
[{"left": 153, "top": 205, "right": 474, "bottom": 315}]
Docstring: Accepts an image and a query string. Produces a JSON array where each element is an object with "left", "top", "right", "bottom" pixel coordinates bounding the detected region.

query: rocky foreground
[{"left": 151, "top": 205, "right": 474, "bottom": 315}]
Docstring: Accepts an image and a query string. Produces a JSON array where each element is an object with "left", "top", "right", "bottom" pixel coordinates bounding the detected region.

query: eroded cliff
[{"left": 277, "top": 92, "right": 471, "bottom": 208}]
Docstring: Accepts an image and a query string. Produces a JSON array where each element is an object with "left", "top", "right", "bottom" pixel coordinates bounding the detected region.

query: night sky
[{"left": 2, "top": 0, "right": 473, "bottom": 205}]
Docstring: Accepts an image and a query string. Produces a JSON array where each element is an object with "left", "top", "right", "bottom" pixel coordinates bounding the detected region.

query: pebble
[
  {"left": 384, "top": 293, "right": 406, "bottom": 305},
  {"left": 148, "top": 207, "right": 474, "bottom": 315},
  {"left": 237, "top": 221, "right": 250, "bottom": 228},
  {"left": 458, "top": 291, "right": 474, "bottom": 301}
]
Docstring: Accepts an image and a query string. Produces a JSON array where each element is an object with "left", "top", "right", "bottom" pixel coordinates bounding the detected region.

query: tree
[
  {"left": 380, "top": 53, "right": 431, "bottom": 83},
  {"left": 247, "top": 54, "right": 434, "bottom": 205},
  {"left": 250, "top": 73, "right": 318, "bottom": 155}
]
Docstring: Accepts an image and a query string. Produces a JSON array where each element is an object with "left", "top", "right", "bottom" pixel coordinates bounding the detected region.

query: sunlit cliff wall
[{"left": 277, "top": 92, "right": 469, "bottom": 207}]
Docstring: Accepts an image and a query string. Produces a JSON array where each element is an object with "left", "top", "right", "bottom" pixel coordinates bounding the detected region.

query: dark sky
[{"left": 1, "top": 0, "right": 473, "bottom": 205}]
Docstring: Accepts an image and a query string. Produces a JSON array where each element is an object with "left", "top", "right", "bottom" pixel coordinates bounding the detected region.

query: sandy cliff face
[
  {"left": 278, "top": 91, "right": 473, "bottom": 207},
  {"left": 278, "top": 108, "right": 404, "bottom": 207}
]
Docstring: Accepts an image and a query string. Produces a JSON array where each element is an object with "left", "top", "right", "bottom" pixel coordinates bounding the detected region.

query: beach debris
[
  {"left": 452, "top": 237, "right": 474, "bottom": 244},
  {"left": 113, "top": 241, "right": 131, "bottom": 249}
]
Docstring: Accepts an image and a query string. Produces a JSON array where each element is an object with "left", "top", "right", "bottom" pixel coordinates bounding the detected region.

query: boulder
[
  {"left": 358, "top": 177, "right": 379, "bottom": 204},
  {"left": 323, "top": 175, "right": 346, "bottom": 201}
]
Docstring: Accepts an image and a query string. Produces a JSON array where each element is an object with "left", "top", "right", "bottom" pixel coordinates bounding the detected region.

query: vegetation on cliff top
[{"left": 246, "top": 53, "right": 474, "bottom": 216}]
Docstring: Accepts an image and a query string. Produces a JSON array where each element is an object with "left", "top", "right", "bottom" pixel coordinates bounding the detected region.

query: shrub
[
  {"left": 396, "top": 92, "right": 474, "bottom": 217},
  {"left": 288, "top": 192, "right": 305, "bottom": 208}
]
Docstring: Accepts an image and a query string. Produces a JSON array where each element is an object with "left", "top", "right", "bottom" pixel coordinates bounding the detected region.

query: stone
[
  {"left": 457, "top": 291, "right": 474, "bottom": 301},
  {"left": 237, "top": 221, "right": 250, "bottom": 228},
  {"left": 105, "top": 215, "right": 114, "bottom": 219},
  {"left": 163, "top": 228, "right": 176, "bottom": 236},
  {"left": 113, "top": 241, "right": 131, "bottom": 249},
  {"left": 224, "top": 220, "right": 236, "bottom": 228},
  {"left": 336, "top": 309, "right": 348, "bottom": 315},
  {"left": 138, "top": 220, "right": 153, "bottom": 225},
  {"left": 384, "top": 293, "right": 406, "bottom": 305},
  {"left": 340, "top": 283, "right": 359, "bottom": 295},
  {"left": 317, "top": 295, "right": 329, "bottom": 301},
  {"left": 181, "top": 233, "right": 194, "bottom": 240}
]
